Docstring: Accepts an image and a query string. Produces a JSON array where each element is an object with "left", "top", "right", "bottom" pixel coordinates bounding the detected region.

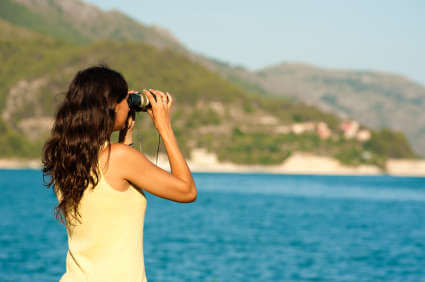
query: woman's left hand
[
  {"left": 121, "top": 114, "right": 135, "bottom": 145},
  {"left": 121, "top": 90, "right": 136, "bottom": 145},
  {"left": 127, "top": 114, "right": 136, "bottom": 132}
]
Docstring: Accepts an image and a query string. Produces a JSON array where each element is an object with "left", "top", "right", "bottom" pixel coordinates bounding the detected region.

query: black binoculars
[
  {"left": 127, "top": 90, "right": 170, "bottom": 112},
  {"left": 127, "top": 91, "right": 153, "bottom": 112}
]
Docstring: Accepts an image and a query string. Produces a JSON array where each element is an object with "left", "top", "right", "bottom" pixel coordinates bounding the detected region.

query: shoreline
[{"left": 2, "top": 149, "right": 425, "bottom": 177}]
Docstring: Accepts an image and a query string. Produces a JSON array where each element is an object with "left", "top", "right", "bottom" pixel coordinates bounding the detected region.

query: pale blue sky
[{"left": 84, "top": 0, "right": 425, "bottom": 86}]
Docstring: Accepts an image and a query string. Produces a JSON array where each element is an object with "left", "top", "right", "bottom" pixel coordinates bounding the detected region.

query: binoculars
[
  {"left": 127, "top": 90, "right": 169, "bottom": 112},
  {"left": 127, "top": 90, "right": 152, "bottom": 112}
]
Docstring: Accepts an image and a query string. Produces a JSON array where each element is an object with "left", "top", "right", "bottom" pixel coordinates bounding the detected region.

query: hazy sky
[{"left": 84, "top": 0, "right": 425, "bottom": 86}]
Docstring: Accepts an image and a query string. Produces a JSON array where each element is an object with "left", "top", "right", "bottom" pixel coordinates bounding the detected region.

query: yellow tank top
[{"left": 57, "top": 144, "right": 148, "bottom": 282}]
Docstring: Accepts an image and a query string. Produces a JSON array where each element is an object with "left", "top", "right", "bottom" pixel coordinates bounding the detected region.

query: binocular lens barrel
[{"left": 127, "top": 92, "right": 152, "bottom": 112}]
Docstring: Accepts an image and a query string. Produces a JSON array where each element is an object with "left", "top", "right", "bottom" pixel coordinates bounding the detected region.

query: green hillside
[
  {"left": 209, "top": 60, "right": 425, "bottom": 157},
  {"left": 0, "top": 0, "right": 183, "bottom": 49},
  {"left": 0, "top": 0, "right": 88, "bottom": 43},
  {"left": 0, "top": 2, "right": 417, "bottom": 168}
]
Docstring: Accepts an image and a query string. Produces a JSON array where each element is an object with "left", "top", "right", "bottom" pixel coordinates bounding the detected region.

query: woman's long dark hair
[{"left": 42, "top": 65, "right": 128, "bottom": 229}]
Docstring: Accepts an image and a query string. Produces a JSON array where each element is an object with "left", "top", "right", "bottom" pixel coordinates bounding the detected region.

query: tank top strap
[
  {"left": 101, "top": 141, "right": 109, "bottom": 150},
  {"left": 97, "top": 141, "right": 110, "bottom": 177}
]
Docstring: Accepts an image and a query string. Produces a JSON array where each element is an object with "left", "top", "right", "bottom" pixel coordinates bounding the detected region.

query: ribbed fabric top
[{"left": 58, "top": 143, "right": 148, "bottom": 282}]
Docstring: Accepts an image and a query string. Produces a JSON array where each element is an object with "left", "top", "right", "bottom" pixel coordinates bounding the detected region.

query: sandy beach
[
  {"left": 5, "top": 148, "right": 424, "bottom": 177},
  {"left": 0, "top": 158, "right": 41, "bottom": 170},
  {"left": 184, "top": 148, "right": 425, "bottom": 177}
]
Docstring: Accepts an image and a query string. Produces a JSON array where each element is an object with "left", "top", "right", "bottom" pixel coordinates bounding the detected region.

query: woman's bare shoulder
[
  {"left": 100, "top": 142, "right": 132, "bottom": 156},
  {"left": 98, "top": 143, "right": 135, "bottom": 191},
  {"left": 100, "top": 142, "right": 151, "bottom": 172}
]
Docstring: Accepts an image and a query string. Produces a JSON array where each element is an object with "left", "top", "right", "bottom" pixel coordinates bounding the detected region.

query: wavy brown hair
[{"left": 42, "top": 65, "right": 129, "bottom": 229}]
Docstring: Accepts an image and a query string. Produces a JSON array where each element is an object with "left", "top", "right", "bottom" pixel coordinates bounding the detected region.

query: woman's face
[{"left": 113, "top": 92, "right": 130, "bottom": 131}]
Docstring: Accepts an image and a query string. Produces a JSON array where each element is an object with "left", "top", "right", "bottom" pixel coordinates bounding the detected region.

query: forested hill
[
  {"left": 0, "top": 0, "right": 417, "bottom": 168},
  {"left": 0, "top": 0, "right": 183, "bottom": 49},
  {"left": 211, "top": 61, "right": 425, "bottom": 157}
]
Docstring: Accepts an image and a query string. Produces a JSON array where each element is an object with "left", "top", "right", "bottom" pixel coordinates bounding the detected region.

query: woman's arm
[
  {"left": 114, "top": 89, "right": 197, "bottom": 203},
  {"left": 160, "top": 125, "right": 197, "bottom": 198}
]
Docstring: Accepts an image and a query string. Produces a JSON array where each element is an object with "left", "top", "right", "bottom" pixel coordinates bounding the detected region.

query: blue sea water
[{"left": 0, "top": 170, "right": 424, "bottom": 282}]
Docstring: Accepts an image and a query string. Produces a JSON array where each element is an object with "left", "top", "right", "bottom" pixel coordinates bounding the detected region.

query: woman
[{"left": 42, "top": 65, "right": 197, "bottom": 282}]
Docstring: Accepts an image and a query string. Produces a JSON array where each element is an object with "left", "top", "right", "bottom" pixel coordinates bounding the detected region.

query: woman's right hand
[{"left": 143, "top": 89, "right": 174, "bottom": 133}]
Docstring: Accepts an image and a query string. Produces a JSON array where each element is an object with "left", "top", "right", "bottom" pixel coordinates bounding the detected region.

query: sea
[{"left": 0, "top": 170, "right": 424, "bottom": 282}]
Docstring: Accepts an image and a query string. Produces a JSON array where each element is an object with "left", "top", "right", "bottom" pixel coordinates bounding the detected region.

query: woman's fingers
[
  {"left": 143, "top": 89, "right": 173, "bottom": 132},
  {"left": 149, "top": 89, "right": 168, "bottom": 107},
  {"left": 124, "top": 113, "right": 135, "bottom": 131},
  {"left": 128, "top": 117, "right": 135, "bottom": 128},
  {"left": 143, "top": 89, "right": 157, "bottom": 107},
  {"left": 159, "top": 91, "right": 169, "bottom": 105},
  {"left": 147, "top": 108, "right": 153, "bottom": 118},
  {"left": 145, "top": 89, "right": 172, "bottom": 110},
  {"left": 150, "top": 89, "right": 165, "bottom": 99},
  {"left": 166, "top": 92, "right": 173, "bottom": 108}
]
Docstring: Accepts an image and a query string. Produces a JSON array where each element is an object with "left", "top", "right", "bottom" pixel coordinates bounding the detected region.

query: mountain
[
  {"left": 0, "top": 0, "right": 183, "bottom": 49},
  {"left": 3, "top": 0, "right": 423, "bottom": 158},
  {"left": 0, "top": 0, "right": 417, "bottom": 168},
  {"left": 196, "top": 58, "right": 425, "bottom": 156},
  {"left": 240, "top": 63, "right": 425, "bottom": 156}
]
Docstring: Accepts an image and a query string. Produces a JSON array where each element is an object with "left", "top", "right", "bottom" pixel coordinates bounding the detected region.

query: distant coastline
[
  {"left": 0, "top": 159, "right": 41, "bottom": 170},
  {"left": 184, "top": 149, "right": 425, "bottom": 177},
  {"left": 2, "top": 149, "right": 425, "bottom": 177}
]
